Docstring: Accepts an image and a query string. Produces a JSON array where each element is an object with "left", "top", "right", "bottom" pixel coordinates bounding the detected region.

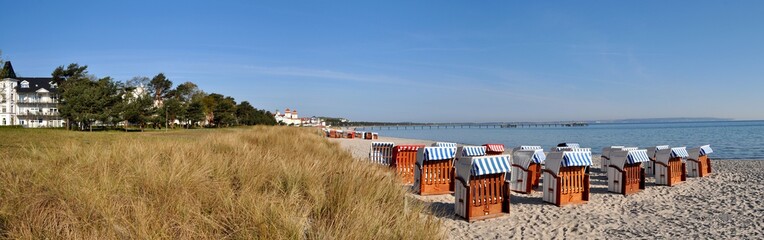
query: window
[{"left": 20, "top": 81, "right": 29, "bottom": 88}]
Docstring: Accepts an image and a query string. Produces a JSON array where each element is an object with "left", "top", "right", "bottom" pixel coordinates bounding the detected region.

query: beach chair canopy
[
  {"left": 455, "top": 154, "right": 512, "bottom": 185},
  {"left": 626, "top": 150, "right": 650, "bottom": 164},
  {"left": 610, "top": 149, "right": 650, "bottom": 168},
  {"left": 469, "top": 155, "right": 511, "bottom": 176},
  {"left": 483, "top": 144, "right": 505, "bottom": 153},
  {"left": 433, "top": 142, "right": 457, "bottom": 148},
  {"left": 512, "top": 149, "right": 546, "bottom": 169},
  {"left": 700, "top": 145, "right": 713, "bottom": 156},
  {"left": 670, "top": 147, "right": 689, "bottom": 158},
  {"left": 372, "top": 132, "right": 378, "bottom": 135},
  {"left": 459, "top": 146, "right": 487, "bottom": 157},
  {"left": 545, "top": 150, "right": 592, "bottom": 175},
  {"left": 371, "top": 142, "right": 395, "bottom": 148},
  {"left": 422, "top": 147, "right": 456, "bottom": 161},
  {"left": 395, "top": 145, "right": 424, "bottom": 151},
  {"left": 557, "top": 142, "right": 580, "bottom": 148},
  {"left": 561, "top": 151, "right": 593, "bottom": 167},
  {"left": 622, "top": 147, "right": 638, "bottom": 151}
]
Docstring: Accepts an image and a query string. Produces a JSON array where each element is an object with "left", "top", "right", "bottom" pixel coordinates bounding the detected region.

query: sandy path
[{"left": 329, "top": 137, "right": 764, "bottom": 239}]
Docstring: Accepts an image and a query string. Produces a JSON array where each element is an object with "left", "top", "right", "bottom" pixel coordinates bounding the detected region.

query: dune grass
[{"left": 0, "top": 127, "right": 441, "bottom": 239}]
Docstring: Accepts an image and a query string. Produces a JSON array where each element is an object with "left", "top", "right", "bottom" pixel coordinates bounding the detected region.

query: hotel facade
[{"left": 0, "top": 62, "right": 64, "bottom": 128}]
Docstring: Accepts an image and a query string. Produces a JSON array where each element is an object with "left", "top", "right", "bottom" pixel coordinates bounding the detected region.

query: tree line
[{"left": 52, "top": 63, "right": 276, "bottom": 131}]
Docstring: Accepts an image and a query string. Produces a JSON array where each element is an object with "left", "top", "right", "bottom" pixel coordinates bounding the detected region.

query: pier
[{"left": 354, "top": 122, "right": 589, "bottom": 131}]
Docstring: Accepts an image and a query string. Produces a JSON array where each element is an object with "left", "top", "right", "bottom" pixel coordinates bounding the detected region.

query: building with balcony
[{"left": 0, "top": 61, "right": 64, "bottom": 128}]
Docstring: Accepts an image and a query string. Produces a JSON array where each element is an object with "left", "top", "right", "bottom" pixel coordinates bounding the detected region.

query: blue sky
[{"left": 2, "top": 1, "right": 763, "bottom": 122}]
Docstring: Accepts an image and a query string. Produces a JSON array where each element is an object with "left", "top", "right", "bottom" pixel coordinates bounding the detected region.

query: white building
[
  {"left": 0, "top": 62, "right": 64, "bottom": 128},
  {"left": 274, "top": 108, "right": 302, "bottom": 125}
]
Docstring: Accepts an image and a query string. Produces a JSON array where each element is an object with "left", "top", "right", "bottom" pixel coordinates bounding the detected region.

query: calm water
[{"left": 372, "top": 121, "right": 764, "bottom": 160}]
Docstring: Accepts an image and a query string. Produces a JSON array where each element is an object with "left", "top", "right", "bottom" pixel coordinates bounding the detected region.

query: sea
[{"left": 372, "top": 120, "right": 764, "bottom": 160}]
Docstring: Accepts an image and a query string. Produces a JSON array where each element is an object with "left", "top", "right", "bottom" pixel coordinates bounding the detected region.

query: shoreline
[{"left": 328, "top": 136, "right": 764, "bottom": 239}]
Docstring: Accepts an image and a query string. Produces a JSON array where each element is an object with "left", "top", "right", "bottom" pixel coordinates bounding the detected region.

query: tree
[
  {"left": 119, "top": 91, "right": 154, "bottom": 131},
  {"left": 52, "top": 63, "right": 88, "bottom": 87},
  {"left": 148, "top": 73, "right": 172, "bottom": 104},
  {"left": 126, "top": 76, "right": 150, "bottom": 88},
  {"left": 58, "top": 75, "right": 121, "bottom": 131},
  {"left": 174, "top": 82, "right": 200, "bottom": 102},
  {"left": 185, "top": 99, "right": 206, "bottom": 128},
  {"left": 236, "top": 101, "right": 257, "bottom": 125}
]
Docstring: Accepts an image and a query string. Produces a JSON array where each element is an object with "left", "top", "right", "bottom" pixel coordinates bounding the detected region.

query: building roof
[
  {"left": 14, "top": 77, "right": 58, "bottom": 93},
  {"left": 1, "top": 61, "right": 17, "bottom": 79}
]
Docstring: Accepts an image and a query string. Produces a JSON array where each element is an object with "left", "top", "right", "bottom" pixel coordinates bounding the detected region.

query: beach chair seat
[
  {"left": 372, "top": 132, "right": 379, "bottom": 139},
  {"left": 369, "top": 142, "right": 395, "bottom": 166},
  {"left": 414, "top": 147, "right": 457, "bottom": 195},
  {"left": 392, "top": 145, "right": 425, "bottom": 184},
  {"left": 543, "top": 149, "right": 592, "bottom": 206},
  {"left": 655, "top": 147, "right": 688, "bottom": 186},
  {"left": 510, "top": 148, "right": 546, "bottom": 194},
  {"left": 687, "top": 145, "right": 713, "bottom": 177},
  {"left": 608, "top": 148, "right": 649, "bottom": 195},
  {"left": 454, "top": 154, "right": 511, "bottom": 221},
  {"left": 483, "top": 144, "right": 505, "bottom": 155}
]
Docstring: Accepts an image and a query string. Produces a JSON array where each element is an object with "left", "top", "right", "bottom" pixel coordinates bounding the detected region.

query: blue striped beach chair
[
  {"left": 607, "top": 148, "right": 649, "bottom": 195},
  {"left": 510, "top": 148, "right": 546, "bottom": 194},
  {"left": 454, "top": 154, "right": 511, "bottom": 222},
  {"left": 543, "top": 149, "right": 592, "bottom": 206},
  {"left": 414, "top": 146, "right": 457, "bottom": 195}
]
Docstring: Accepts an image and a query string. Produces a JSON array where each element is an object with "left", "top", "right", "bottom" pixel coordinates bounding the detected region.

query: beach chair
[
  {"left": 607, "top": 148, "right": 649, "bottom": 195},
  {"left": 324, "top": 129, "right": 330, "bottom": 137},
  {"left": 454, "top": 154, "right": 511, "bottom": 221},
  {"left": 354, "top": 131, "right": 364, "bottom": 139},
  {"left": 645, "top": 145, "right": 670, "bottom": 177},
  {"left": 392, "top": 145, "right": 425, "bottom": 184},
  {"left": 346, "top": 131, "right": 355, "bottom": 139},
  {"left": 600, "top": 146, "right": 624, "bottom": 172},
  {"left": 414, "top": 147, "right": 456, "bottom": 195},
  {"left": 510, "top": 148, "right": 546, "bottom": 194},
  {"left": 369, "top": 142, "right": 395, "bottom": 166},
  {"left": 687, "top": 145, "right": 713, "bottom": 177},
  {"left": 433, "top": 142, "right": 458, "bottom": 148},
  {"left": 483, "top": 144, "right": 505, "bottom": 155},
  {"left": 543, "top": 148, "right": 592, "bottom": 206},
  {"left": 372, "top": 132, "right": 379, "bottom": 139},
  {"left": 654, "top": 147, "right": 688, "bottom": 186},
  {"left": 364, "top": 132, "right": 373, "bottom": 140}
]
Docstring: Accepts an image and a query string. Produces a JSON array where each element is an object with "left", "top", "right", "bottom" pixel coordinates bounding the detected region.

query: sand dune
[{"left": 330, "top": 137, "right": 764, "bottom": 239}]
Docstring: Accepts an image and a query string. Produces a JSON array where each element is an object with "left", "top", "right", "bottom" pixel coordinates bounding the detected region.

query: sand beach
[{"left": 329, "top": 136, "right": 764, "bottom": 239}]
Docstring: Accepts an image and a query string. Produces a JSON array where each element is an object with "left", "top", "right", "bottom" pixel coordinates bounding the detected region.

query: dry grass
[{"left": 0, "top": 127, "right": 441, "bottom": 239}]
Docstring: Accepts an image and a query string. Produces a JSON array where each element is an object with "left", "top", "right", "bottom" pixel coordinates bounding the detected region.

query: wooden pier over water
[{"left": 354, "top": 122, "right": 589, "bottom": 131}]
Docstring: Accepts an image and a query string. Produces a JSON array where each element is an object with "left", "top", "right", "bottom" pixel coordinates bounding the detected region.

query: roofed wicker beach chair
[
  {"left": 645, "top": 145, "right": 670, "bottom": 177},
  {"left": 483, "top": 144, "right": 505, "bottom": 155},
  {"left": 354, "top": 131, "right": 364, "bottom": 139},
  {"left": 687, "top": 145, "right": 714, "bottom": 177},
  {"left": 454, "top": 154, "right": 511, "bottom": 222},
  {"left": 510, "top": 147, "right": 546, "bottom": 194},
  {"left": 414, "top": 147, "right": 457, "bottom": 195},
  {"left": 369, "top": 142, "right": 395, "bottom": 166},
  {"left": 655, "top": 147, "right": 688, "bottom": 186},
  {"left": 346, "top": 131, "right": 355, "bottom": 139},
  {"left": 607, "top": 148, "right": 649, "bottom": 195},
  {"left": 392, "top": 145, "right": 425, "bottom": 184},
  {"left": 600, "top": 146, "right": 624, "bottom": 172},
  {"left": 543, "top": 148, "right": 592, "bottom": 206}
]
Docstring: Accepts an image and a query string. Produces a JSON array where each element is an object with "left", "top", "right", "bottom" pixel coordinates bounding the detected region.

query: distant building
[
  {"left": 0, "top": 62, "right": 64, "bottom": 128},
  {"left": 274, "top": 108, "right": 302, "bottom": 125},
  {"left": 273, "top": 108, "right": 326, "bottom": 126}
]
